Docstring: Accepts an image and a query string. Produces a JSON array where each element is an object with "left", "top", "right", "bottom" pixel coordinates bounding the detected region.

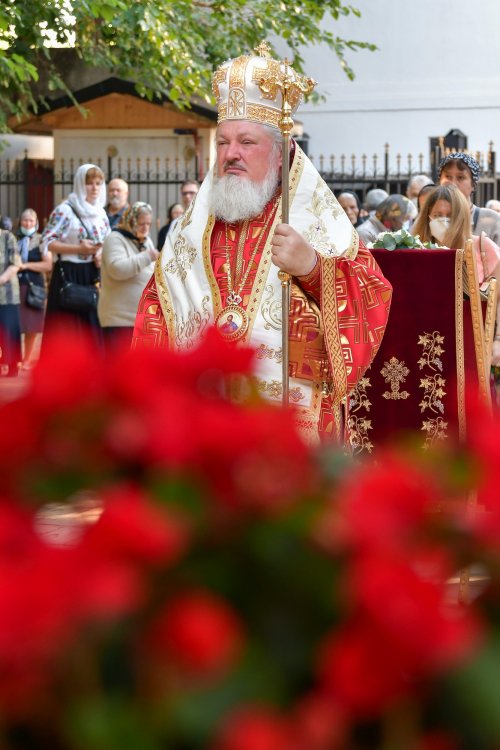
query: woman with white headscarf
[{"left": 41, "top": 164, "right": 110, "bottom": 344}]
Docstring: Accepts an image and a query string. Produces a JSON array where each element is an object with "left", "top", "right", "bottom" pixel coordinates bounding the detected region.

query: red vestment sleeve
[
  {"left": 296, "top": 256, "right": 321, "bottom": 303},
  {"left": 320, "top": 243, "right": 393, "bottom": 403},
  {"left": 131, "top": 273, "right": 170, "bottom": 350}
]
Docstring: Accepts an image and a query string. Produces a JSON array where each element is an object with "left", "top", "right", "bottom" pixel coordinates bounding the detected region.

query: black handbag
[
  {"left": 26, "top": 280, "right": 47, "bottom": 310},
  {"left": 58, "top": 264, "right": 99, "bottom": 313}
]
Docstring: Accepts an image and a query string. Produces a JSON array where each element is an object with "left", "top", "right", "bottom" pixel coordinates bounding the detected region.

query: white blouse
[{"left": 41, "top": 201, "right": 110, "bottom": 263}]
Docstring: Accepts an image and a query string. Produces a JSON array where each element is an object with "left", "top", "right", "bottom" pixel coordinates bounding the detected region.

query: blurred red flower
[
  {"left": 0, "top": 499, "right": 143, "bottom": 711},
  {"left": 317, "top": 619, "right": 411, "bottom": 716},
  {"left": 290, "top": 692, "right": 347, "bottom": 750},
  {"left": 146, "top": 589, "right": 244, "bottom": 675},
  {"left": 351, "top": 550, "right": 482, "bottom": 671},
  {"left": 213, "top": 706, "right": 292, "bottom": 750},
  {"left": 318, "top": 450, "right": 442, "bottom": 555},
  {"left": 80, "top": 483, "right": 189, "bottom": 565}
]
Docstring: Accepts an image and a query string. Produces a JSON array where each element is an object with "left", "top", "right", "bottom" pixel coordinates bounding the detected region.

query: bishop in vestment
[{"left": 133, "top": 44, "right": 393, "bottom": 443}]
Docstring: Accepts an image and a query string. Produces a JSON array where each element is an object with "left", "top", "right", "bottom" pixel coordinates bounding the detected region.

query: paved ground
[{"left": 0, "top": 369, "right": 31, "bottom": 404}]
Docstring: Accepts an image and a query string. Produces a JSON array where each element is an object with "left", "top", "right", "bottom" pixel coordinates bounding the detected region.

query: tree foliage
[{"left": 0, "top": 0, "right": 376, "bottom": 132}]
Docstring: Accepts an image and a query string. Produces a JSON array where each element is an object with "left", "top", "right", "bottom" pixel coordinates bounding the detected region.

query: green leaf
[
  {"left": 383, "top": 234, "right": 397, "bottom": 250},
  {"left": 0, "top": 0, "right": 376, "bottom": 133},
  {"left": 440, "top": 637, "right": 500, "bottom": 745}
]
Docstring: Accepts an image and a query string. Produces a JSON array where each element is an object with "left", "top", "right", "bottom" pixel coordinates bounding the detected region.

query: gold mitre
[{"left": 212, "top": 41, "right": 315, "bottom": 130}]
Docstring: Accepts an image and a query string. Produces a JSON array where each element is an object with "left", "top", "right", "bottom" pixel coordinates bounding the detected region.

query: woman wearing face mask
[
  {"left": 412, "top": 184, "right": 500, "bottom": 285},
  {"left": 16, "top": 209, "right": 53, "bottom": 370},
  {"left": 412, "top": 183, "right": 500, "bottom": 365},
  {"left": 98, "top": 202, "right": 160, "bottom": 353}
]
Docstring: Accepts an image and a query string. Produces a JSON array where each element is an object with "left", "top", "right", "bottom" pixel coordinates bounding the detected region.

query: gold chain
[
  {"left": 233, "top": 220, "right": 249, "bottom": 287},
  {"left": 224, "top": 199, "right": 278, "bottom": 305}
]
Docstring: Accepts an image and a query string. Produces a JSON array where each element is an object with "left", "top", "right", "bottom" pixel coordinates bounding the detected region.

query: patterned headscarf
[
  {"left": 438, "top": 153, "right": 481, "bottom": 187},
  {"left": 375, "top": 194, "right": 411, "bottom": 221},
  {"left": 119, "top": 202, "right": 153, "bottom": 235}
]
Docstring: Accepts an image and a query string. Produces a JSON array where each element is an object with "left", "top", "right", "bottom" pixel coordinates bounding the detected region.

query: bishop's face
[{"left": 215, "top": 120, "right": 281, "bottom": 185}]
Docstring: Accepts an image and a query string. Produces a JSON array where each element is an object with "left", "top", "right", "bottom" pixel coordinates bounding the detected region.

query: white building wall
[
  {"left": 0, "top": 134, "right": 53, "bottom": 161},
  {"left": 293, "top": 0, "right": 500, "bottom": 172}
]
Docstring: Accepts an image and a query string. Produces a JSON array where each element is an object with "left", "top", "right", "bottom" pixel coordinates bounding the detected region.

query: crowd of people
[
  {"left": 338, "top": 155, "right": 500, "bottom": 364},
  {"left": 1, "top": 148, "right": 499, "bottom": 381},
  {"left": 0, "top": 171, "right": 199, "bottom": 375}
]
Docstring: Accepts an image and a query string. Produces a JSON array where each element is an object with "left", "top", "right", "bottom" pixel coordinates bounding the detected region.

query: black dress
[{"left": 17, "top": 233, "right": 46, "bottom": 334}]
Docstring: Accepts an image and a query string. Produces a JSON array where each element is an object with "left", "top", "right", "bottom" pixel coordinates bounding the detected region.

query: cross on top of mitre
[{"left": 254, "top": 40, "right": 272, "bottom": 58}]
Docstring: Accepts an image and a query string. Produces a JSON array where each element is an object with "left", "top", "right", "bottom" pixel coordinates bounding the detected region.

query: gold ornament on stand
[
  {"left": 213, "top": 42, "right": 315, "bottom": 404},
  {"left": 254, "top": 44, "right": 315, "bottom": 405}
]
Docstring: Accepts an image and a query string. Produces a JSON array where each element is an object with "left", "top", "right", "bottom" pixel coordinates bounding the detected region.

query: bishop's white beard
[{"left": 209, "top": 163, "right": 280, "bottom": 223}]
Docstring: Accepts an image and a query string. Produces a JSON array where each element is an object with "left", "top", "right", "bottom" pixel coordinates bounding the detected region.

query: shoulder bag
[
  {"left": 58, "top": 263, "right": 99, "bottom": 313},
  {"left": 58, "top": 202, "right": 100, "bottom": 312},
  {"left": 26, "top": 280, "right": 47, "bottom": 310}
]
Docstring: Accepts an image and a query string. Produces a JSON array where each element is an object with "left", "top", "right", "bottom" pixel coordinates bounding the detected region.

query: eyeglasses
[{"left": 182, "top": 190, "right": 197, "bottom": 196}]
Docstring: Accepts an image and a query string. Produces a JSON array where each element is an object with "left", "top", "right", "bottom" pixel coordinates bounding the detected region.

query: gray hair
[
  {"left": 407, "top": 174, "right": 433, "bottom": 195},
  {"left": 364, "top": 188, "right": 389, "bottom": 212},
  {"left": 21, "top": 208, "right": 38, "bottom": 222}
]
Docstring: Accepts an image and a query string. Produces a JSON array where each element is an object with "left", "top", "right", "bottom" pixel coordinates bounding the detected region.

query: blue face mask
[{"left": 20, "top": 226, "right": 36, "bottom": 237}]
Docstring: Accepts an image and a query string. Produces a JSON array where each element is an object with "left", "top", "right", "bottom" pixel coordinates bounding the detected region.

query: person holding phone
[{"left": 41, "top": 164, "right": 110, "bottom": 346}]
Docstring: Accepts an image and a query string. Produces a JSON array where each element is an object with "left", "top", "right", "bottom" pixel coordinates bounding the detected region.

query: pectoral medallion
[{"left": 215, "top": 304, "right": 249, "bottom": 342}]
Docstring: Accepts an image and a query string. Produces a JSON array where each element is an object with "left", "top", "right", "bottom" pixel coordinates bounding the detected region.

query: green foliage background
[{"left": 0, "top": 0, "right": 375, "bottom": 132}]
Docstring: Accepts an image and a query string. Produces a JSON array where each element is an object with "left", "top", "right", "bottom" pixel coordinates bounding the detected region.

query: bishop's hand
[
  {"left": 270, "top": 223, "right": 317, "bottom": 277},
  {"left": 492, "top": 338, "right": 500, "bottom": 368}
]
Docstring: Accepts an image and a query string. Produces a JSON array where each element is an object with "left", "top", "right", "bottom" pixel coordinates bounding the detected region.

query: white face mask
[
  {"left": 20, "top": 226, "right": 36, "bottom": 237},
  {"left": 429, "top": 216, "right": 450, "bottom": 243}
]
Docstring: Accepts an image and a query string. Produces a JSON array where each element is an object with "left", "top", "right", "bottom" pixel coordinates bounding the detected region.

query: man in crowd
[
  {"left": 157, "top": 179, "right": 200, "bottom": 250},
  {"left": 486, "top": 199, "right": 500, "bottom": 214},
  {"left": 406, "top": 174, "right": 433, "bottom": 207},
  {"left": 438, "top": 153, "right": 500, "bottom": 245},
  {"left": 105, "top": 178, "right": 129, "bottom": 229},
  {"left": 363, "top": 188, "right": 388, "bottom": 218},
  {"left": 133, "top": 44, "right": 392, "bottom": 442},
  {"left": 166, "top": 179, "right": 200, "bottom": 239}
]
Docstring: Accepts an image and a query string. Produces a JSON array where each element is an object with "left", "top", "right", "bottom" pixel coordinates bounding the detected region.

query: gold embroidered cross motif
[
  {"left": 381, "top": 357, "right": 410, "bottom": 400},
  {"left": 254, "top": 41, "right": 272, "bottom": 58},
  {"left": 252, "top": 58, "right": 282, "bottom": 102},
  {"left": 164, "top": 234, "right": 197, "bottom": 283}
]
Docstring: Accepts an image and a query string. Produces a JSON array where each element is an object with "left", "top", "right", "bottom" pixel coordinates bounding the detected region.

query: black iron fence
[
  {"left": 310, "top": 141, "right": 498, "bottom": 208},
  {"left": 0, "top": 154, "right": 199, "bottom": 240},
  {"left": 1, "top": 143, "right": 498, "bottom": 241}
]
